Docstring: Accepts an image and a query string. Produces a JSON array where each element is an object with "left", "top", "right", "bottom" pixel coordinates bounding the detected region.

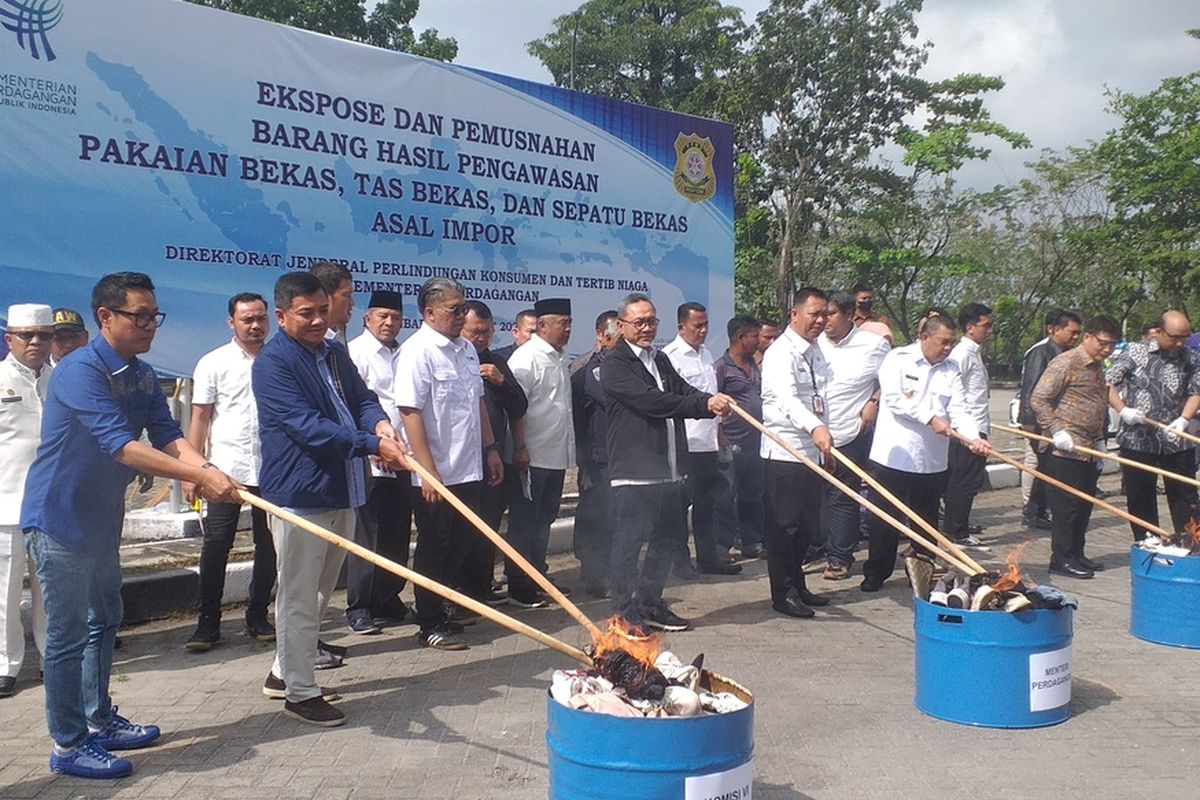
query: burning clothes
[
  {"left": 922, "top": 543, "right": 1076, "bottom": 612},
  {"left": 1137, "top": 519, "right": 1200, "bottom": 557}
]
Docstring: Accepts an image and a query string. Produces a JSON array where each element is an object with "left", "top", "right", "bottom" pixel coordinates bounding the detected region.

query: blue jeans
[
  {"left": 717, "top": 443, "right": 764, "bottom": 552},
  {"left": 821, "top": 430, "right": 872, "bottom": 567},
  {"left": 26, "top": 530, "right": 122, "bottom": 749}
]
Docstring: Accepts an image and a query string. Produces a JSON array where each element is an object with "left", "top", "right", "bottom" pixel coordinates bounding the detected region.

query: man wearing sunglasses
[
  {"left": 1030, "top": 315, "right": 1125, "bottom": 578},
  {"left": 1105, "top": 310, "right": 1200, "bottom": 545},
  {"left": 20, "top": 273, "right": 242, "bottom": 778},
  {"left": 1, "top": 304, "right": 54, "bottom": 700}
]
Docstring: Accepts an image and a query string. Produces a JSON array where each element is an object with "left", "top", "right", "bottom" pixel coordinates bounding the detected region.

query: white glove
[
  {"left": 1052, "top": 430, "right": 1075, "bottom": 453},
  {"left": 1165, "top": 416, "right": 1188, "bottom": 443},
  {"left": 1119, "top": 406, "right": 1146, "bottom": 426}
]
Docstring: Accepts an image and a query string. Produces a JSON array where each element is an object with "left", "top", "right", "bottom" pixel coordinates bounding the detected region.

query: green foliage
[
  {"left": 185, "top": 0, "right": 457, "bottom": 60},
  {"left": 527, "top": 0, "right": 746, "bottom": 117}
]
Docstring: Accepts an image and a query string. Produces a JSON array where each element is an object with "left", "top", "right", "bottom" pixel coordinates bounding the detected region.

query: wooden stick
[
  {"left": 1143, "top": 417, "right": 1200, "bottom": 448},
  {"left": 827, "top": 446, "right": 987, "bottom": 574},
  {"left": 238, "top": 490, "right": 594, "bottom": 667},
  {"left": 951, "top": 431, "right": 1170, "bottom": 538},
  {"left": 727, "top": 404, "right": 980, "bottom": 576},
  {"left": 402, "top": 459, "right": 602, "bottom": 640},
  {"left": 994, "top": 423, "right": 1200, "bottom": 490}
]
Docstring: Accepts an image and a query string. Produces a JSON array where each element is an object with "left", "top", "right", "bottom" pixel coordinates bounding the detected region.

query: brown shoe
[
  {"left": 283, "top": 696, "right": 345, "bottom": 727},
  {"left": 823, "top": 563, "right": 850, "bottom": 581},
  {"left": 262, "top": 671, "right": 341, "bottom": 702}
]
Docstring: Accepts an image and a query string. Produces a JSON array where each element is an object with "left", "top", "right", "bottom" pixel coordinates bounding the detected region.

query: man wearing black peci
[{"left": 601, "top": 293, "right": 733, "bottom": 632}]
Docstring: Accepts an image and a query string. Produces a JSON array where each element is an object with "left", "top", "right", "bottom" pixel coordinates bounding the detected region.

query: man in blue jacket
[{"left": 253, "top": 273, "right": 408, "bottom": 728}]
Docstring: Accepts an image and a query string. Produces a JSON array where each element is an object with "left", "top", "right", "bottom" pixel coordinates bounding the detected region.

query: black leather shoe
[
  {"left": 1049, "top": 559, "right": 1094, "bottom": 579},
  {"left": 772, "top": 595, "right": 815, "bottom": 618},
  {"left": 0, "top": 676, "right": 15, "bottom": 698},
  {"left": 1076, "top": 555, "right": 1106, "bottom": 572},
  {"left": 796, "top": 589, "right": 830, "bottom": 607},
  {"left": 859, "top": 578, "right": 885, "bottom": 593},
  {"left": 699, "top": 562, "right": 743, "bottom": 576}
]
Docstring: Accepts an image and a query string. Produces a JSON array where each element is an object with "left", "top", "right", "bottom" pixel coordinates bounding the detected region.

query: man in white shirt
[
  {"left": 397, "top": 278, "right": 504, "bottom": 650},
  {"left": 860, "top": 313, "right": 991, "bottom": 592},
  {"left": 943, "top": 303, "right": 994, "bottom": 551},
  {"left": 664, "top": 302, "right": 742, "bottom": 576},
  {"left": 817, "top": 291, "right": 890, "bottom": 581},
  {"left": 0, "top": 304, "right": 52, "bottom": 698},
  {"left": 184, "top": 293, "right": 276, "bottom": 652},
  {"left": 761, "top": 288, "right": 836, "bottom": 618},
  {"left": 506, "top": 298, "right": 575, "bottom": 607},
  {"left": 345, "top": 291, "right": 412, "bottom": 635}
]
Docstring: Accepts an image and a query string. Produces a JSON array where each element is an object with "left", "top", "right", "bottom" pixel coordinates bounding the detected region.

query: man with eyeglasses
[
  {"left": 601, "top": 293, "right": 733, "bottom": 631},
  {"left": 49, "top": 308, "right": 89, "bottom": 366},
  {"left": 1030, "top": 315, "right": 1125, "bottom": 578},
  {"left": 21, "top": 273, "right": 242, "bottom": 777},
  {"left": 1105, "top": 310, "right": 1200, "bottom": 544},
  {"left": 397, "top": 278, "right": 504, "bottom": 650},
  {"left": 1, "top": 304, "right": 53, "bottom": 700},
  {"left": 184, "top": 293, "right": 277, "bottom": 652}
]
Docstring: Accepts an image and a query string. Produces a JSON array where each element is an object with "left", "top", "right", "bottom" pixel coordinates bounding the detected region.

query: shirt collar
[
  {"left": 3, "top": 353, "right": 40, "bottom": 380},
  {"left": 229, "top": 337, "right": 255, "bottom": 359},
  {"left": 419, "top": 322, "right": 468, "bottom": 353},
  {"left": 958, "top": 337, "right": 981, "bottom": 355},
  {"left": 822, "top": 327, "right": 857, "bottom": 348},
  {"left": 669, "top": 334, "right": 704, "bottom": 357},
  {"left": 529, "top": 333, "right": 559, "bottom": 356},
  {"left": 781, "top": 324, "right": 812, "bottom": 353},
  {"left": 93, "top": 334, "right": 135, "bottom": 376},
  {"left": 625, "top": 337, "right": 654, "bottom": 362}
]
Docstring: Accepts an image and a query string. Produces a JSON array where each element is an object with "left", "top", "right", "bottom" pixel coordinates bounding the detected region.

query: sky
[{"left": 410, "top": 0, "right": 1197, "bottom": 190}]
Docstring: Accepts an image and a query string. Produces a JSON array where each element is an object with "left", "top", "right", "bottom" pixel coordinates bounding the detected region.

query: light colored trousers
[
  {"left": 268, "top": 508, "right": 350, "bottom": 703},
  {"left": 1, "top": 525, "right": 46, "bottom": 678},
  {"left": 1021, "top": 440, "right": 1039, "bottom": 504}
]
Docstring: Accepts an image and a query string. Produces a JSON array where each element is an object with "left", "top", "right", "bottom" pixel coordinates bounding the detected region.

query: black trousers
[
  {"left": 1120, "top": 447, "right": 1198, "bottom": 541},
  {"left": 943, "top": 438, "right": 987, "bottom": 539},
  {"left": 346, "top": 477, "right": 412, "bottom": 616},
  {"left": 679, "top": 452, "right": 723, "bottom": 569},
  {"left": 505, "top": 467, "right": 566, "bottom": 595},
  {"left": 411, "top": 481, "right": 482, "bottom": 630},
  {"left": 1044, "top": 453, "right": 1098, "bottom": 561},
  {"left": 457, "top": 463, "right": 516, "bottom": 601},
  {"left": 862, "top": 463, "right": 945, "bottom": 585},
  {"left": 197, "top": 486, "right": 276, "bottom": 622},
  {"left": 764, "top": 460, "right": 825, "bottom": 602},
  {"left": 610, "top": 482, "right": 687, "bottom": 616},
  {"left": 574, "top": 462, "right": 613, "bottom": 590}
]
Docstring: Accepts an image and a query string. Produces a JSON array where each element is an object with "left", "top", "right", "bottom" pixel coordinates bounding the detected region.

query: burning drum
[
  {"left": 546, "top": 669, "right": 754, "bottom": 800},
  {"left": 1130, "top": 546, "right": 1200, "bottom": 649},
  {"left": 913, "top": 598, "right": 1074, "bottom": 728}
]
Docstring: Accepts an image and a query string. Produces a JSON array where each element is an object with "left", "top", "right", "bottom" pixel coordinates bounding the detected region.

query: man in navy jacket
[{"left": 253, "top": 273, "right": 407, "bottom": 728}]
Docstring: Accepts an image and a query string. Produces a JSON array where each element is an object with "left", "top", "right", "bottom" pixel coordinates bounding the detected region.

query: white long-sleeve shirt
[
  {"left": 0, "top": 355, "right": 50, "bottom": 525},
  {"left": 949, "top": 337, "right": 990, "bottom": 435},
  {"left": 817, "top": 327, "right": 890, "bottom": 446},
  {"left": 869, "top": 343, "right": 979, "bottom": 474},
  {"left": 508, "top": 333, "right": 574, "bottom": 470},
  {"left": 760, "top": 325, "right": 831, "bottom": 463},
  {"left": 662, "top": 335, "right": 718, "bottom": 453}
]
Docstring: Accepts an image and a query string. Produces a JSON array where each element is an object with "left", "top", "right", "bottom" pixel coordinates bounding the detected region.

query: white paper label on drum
[
  {"left": 1029, "top": 645, "right": 1072, "bottom": 711},
  {"left": 684, "top": 760, "right": 752, "bottom": 800}
]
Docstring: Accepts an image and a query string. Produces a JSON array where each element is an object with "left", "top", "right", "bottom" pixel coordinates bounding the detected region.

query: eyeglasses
[
  {"left": 1163, "top": 332, "right": 1190, "bottom": 342},
  {"left": 1093, "top": 337, "right": 1119, "bottom": 349},
  {"left": 108, "top": 308, "right": 166, "bottom": 329},
  {"left": 619, "top": 317, "right": 659, "bottom": 330},
  {"left": 9, "top": 330, "right": 51, "bottom": 342},
  {"left": 435, "top": 304, "right": 468, "bottom": 317}
]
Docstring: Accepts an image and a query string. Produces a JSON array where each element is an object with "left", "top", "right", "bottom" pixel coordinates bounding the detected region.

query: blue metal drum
[
  {"left": 1130, "top": 546, "right": 1200, "bottom": 649},
  {"left": 913, "top": 597, "right": 1074, "bottom": 728},
  {"left": 546, "top": 671, "right": 753, "bottom": 800}
]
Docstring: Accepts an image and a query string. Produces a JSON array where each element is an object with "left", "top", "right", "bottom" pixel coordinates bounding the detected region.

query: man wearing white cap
[{"left": 0, "top": 304, "right": 52, "bottom": 698}]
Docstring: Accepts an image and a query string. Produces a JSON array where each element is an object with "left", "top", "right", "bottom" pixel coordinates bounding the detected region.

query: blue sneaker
[
  {"left": 49, "top": 737, "right": 133, "bottom": 779},
  {"left": 88, "top": 706, "right": 161, "bottom": 751}
]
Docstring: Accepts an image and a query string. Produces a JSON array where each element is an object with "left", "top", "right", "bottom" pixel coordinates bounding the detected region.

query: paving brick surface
[{"left": 2, "top": 475, "right": 1195, "bottom": 799}]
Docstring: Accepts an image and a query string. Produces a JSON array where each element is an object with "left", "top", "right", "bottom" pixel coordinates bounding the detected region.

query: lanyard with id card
[{"left": 802, "top": 351, "right": 826, "bottom": 417}]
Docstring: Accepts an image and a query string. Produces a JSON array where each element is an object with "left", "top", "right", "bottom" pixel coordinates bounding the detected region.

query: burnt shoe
[
  {"left": 243, "top": 616, "right": 276, "bottom": 642},
  {"left": 185, "top": 616, "right": 221, "bottom": 652},
  {"left": 1049, "top": 558, "right": 1094, "bottom": 579},
  {"left": 772, "top": 591, "right": 815, "bottom": 619}
]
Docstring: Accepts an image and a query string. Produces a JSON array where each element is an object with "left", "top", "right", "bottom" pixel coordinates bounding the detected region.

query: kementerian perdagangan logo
[{"left": 2, "top": 0, "right": 63, "bottom": 62}]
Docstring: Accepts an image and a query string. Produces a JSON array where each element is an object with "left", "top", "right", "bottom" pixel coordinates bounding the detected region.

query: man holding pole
[
  {"left": 253, "top": 272, "right": 409, "bottom": 727},
  {"left": 1029, "top": 315, "right": 1123, "bottom": 578},
  {"left": 860, "top": 313, "right": 990, "bottom": 592},
  {"left": 1105, "top": 310, "right": 1200, "bottom": 542},
  {"left": 942, "top": 302, "right": 994, "bottom": 551}
]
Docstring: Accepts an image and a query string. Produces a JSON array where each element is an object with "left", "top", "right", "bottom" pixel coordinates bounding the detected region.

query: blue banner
[{"left": 0, "top": 0, "right": 733, "bottom": 375}]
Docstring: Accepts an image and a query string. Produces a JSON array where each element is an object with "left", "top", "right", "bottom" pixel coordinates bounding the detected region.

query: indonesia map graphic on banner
[{"left": 0, "top": 0, "right": 734, "bottom": 376}]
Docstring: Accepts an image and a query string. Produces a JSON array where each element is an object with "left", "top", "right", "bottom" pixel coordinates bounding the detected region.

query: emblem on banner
[
  {"left": 673, "top": 133, "right": 715, "bottom": 203},
  {"left": 1, "top": 0, "right": 63, "bottom": 61}
]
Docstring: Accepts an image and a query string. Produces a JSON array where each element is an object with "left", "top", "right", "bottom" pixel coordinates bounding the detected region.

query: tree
[
  {"left": 186, "top": 0, "right": 457, "bottom": 60},
  {"left": 527, "top": 0, "right": 746, "bottom": 117}
]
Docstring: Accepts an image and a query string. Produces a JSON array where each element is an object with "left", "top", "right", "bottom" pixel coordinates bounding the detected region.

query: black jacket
[
  {"left": 573, "top": 350, "right": 608, "bottom": 467},
  {"left": 479, "top": 348, "right": 527, "bottom": 464},
  {"left": 600, "top": 340, "right": 713, "bottom": 482},
  {"left": 1017, "top": 339, "right": 1063, "bottom": 428}
]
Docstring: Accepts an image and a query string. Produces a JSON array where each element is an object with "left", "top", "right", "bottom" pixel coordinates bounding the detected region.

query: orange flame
[
  {"left": 1182, "top": 518, "right": 1200, "bottom": 549},
  {"left": 591, "top": 616, "right": 662, "bottom": 668},
  {"left": 991, "top": 540, "right": 1032, "bottom": 593}
]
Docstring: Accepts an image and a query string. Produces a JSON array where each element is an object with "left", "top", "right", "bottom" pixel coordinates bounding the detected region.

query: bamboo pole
[
  {"left": 1143, "top": 417, "right": 1200, "bottom": 448},
  {"left": 402, "top": 459, "right": 602, "bottom": 640},
  {"left": 238, "top": 490, "right": 594, "bottom": 667},
  {"left": 827, "top": 446, "right": 987, "bottom": 574},
  {"left": 951, "top": 431, "right": 1170, "bottom": 538},
  {"left": 727, "top": 404, "right": 980, "bottom": 576},
  {"left": 993, "top": 423, "right": 1200, "bottom": 490}
]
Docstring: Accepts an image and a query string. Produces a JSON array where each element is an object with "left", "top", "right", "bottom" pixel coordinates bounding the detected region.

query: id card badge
[{"left": 812, "top": 394, "right": 825, "bottom": 416}]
